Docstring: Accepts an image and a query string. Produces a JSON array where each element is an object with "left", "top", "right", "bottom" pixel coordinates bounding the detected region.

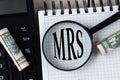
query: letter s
[{"left": 76, "top": 30, "right": 84, "bottom": 58}]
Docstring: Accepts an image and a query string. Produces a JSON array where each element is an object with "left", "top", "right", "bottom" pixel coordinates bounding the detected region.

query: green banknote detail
[
  {"left": 100, "top": 30, "right": 120, "bottom": 53},
  {"left": 2, "top": 32, "right": 20, "bottom": 55}
]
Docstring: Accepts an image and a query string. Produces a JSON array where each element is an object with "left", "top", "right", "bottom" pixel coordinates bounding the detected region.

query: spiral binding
[
  {"left": 116, "top": 0, "right": 120, "bottom": 10},
  {"left": 44, "top": 0, "right": 120, "bottom": 16},
  {"left": 75, "top": 0, "right": 80, "bottom": 13},
  {"left": 91, "top": 0, "right": 96, "bottom": 12},
  {"left": 60, "top": 1, "right": 64, "bottom": 14},
  {"left": 83, "top": 0, "right": 88, "bottom": 13}
]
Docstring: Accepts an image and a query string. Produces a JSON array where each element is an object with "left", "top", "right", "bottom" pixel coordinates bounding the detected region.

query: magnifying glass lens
[{"left": 42, "top": 21, "right": 93, "bottom": 71}]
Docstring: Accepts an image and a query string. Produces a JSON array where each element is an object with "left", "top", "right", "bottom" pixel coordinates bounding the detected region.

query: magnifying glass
[{"left": 42, "top": 12, "right": 120, "bottom": 71}]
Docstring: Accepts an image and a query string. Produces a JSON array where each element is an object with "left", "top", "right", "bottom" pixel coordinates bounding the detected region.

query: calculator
[{"left": 0, "top": 0, "right": 42, "bottom": 80}]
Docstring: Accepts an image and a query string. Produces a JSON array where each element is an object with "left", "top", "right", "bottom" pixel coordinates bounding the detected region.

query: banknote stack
[
  {"left": 0, "top": 28, "right": 29, "bottom": 71},
  {"left": 97, "top": 30, "right": 120, "bottom": 55}
]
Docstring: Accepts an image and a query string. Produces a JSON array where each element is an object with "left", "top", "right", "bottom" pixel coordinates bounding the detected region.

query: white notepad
[{"left": 38, "top": 2, "right": 120, "bottom": 80}]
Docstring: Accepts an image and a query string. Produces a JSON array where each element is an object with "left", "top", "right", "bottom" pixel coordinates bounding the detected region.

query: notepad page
[{"left": 39, "top": 6, "right": 120, "bottom": 80}]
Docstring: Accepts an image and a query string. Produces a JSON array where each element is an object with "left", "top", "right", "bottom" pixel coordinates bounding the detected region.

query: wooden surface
[
  {"left": 33, "top": 0, "right": 116, "bottom": 13},
  {"left": 33, "top": 0, "right": 44, "bottom": 12},
  {"left": 33, "top": 0, "right": 89, "bottom": 12}
]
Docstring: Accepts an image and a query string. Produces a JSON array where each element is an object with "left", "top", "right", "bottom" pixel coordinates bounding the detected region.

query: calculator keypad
[{"left": 0, "top": 25, "right": 37, "bottom": 80}]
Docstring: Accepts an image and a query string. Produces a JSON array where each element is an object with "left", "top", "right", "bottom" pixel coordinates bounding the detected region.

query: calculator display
[{"left": 0, "top": 0, "right": 27, "bottom": 15}]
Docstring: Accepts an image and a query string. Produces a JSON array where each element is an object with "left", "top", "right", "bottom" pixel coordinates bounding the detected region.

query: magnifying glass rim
[{"left": 42, "top": 20, "right": 93, "bottom": 71}]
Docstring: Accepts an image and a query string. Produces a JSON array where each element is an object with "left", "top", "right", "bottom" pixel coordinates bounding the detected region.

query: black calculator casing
[{"left": 0, "top": 0, "right": 42, "bottom": 80}]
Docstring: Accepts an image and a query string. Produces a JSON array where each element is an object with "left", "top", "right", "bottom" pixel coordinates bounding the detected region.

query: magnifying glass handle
[{"left": 91, "top": 12, "right": 120, "bottom": 34}]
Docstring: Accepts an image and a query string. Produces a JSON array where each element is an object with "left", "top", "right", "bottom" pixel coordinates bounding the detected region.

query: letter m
[{"left": 52, "top": 29, "right": 66, "bottom": 60}]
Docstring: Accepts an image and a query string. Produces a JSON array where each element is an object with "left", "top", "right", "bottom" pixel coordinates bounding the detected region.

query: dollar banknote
[
  {"left": 0, "top": 28, "right": 29, "bottom": 71},
  {"left": 97, "top": 30, "right": 120, "bottom": 55}
]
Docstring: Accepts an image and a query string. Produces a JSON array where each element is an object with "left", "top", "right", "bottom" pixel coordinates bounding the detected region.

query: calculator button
[
  {"left": 0, "top": 61, "right": 6, "bottom": 70},
  {"left": 0, "top": 46, "right": 5, "bottom": 59},
  {"left": 0, "top": 75, "right": 4, "bottom": 80},
  {"left": 23, "top": 69, "right": 36, "bottom": 80},
  {"left": 23, "top": 54, "right": 35, "bottom": 68},
  {"left": 24, "top": 54, "right": 34, "bottom": 64},
  {"left": 17, "top": 25, "right": 33, "bottom": 33},
  {"left": 24, "top": 47, "right": 33, "bottom": 55},
  {"left": 0, "top": 63, "right": 3, "bottom": 69},
  {"left": 0, "top": 52, "right": 5, "bottom": 59},
  {"left": 20, "top": 35, "right": 33, "bottom": 43},
  {"left": 0, "top": 52, "right": 3, "bottom": 59},
  {"left": 0, "top": 71, "right": 8, "bottom": 80}
]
